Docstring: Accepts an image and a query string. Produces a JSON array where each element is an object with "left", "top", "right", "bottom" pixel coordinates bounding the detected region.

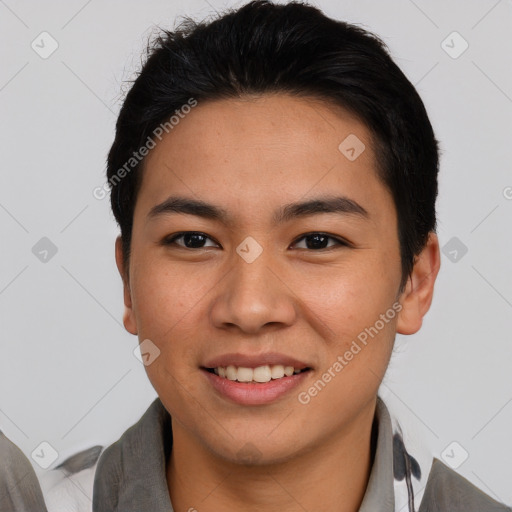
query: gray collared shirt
[
  {"left": 2, "top": 396, "right": 510, "bottom": 511},
  {"left": 90, "top": 396, "right": 510, "bottom": 511},
  {"left": 92, "top": 397, "right": 395, "bottom": 511}
]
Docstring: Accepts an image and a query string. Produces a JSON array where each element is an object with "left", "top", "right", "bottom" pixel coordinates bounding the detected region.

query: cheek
[
  {"left": 293, "top": 260, "right": 399, "bottom": 396},
  {"left": 295, "top": 269, "right": 397, "bottom": 414},
  {"left": 130, "top": 260, "right": 207, "bottom": 402},
  {"left": 296, "top": 257, "right": 399, "bottom": 338},
  {"left": 131, "top": 254, "right": 205, "bottom": 322}
]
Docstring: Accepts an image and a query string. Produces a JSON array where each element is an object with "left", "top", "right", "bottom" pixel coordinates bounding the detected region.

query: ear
[
  {"left": 115, "top": 236, "right": 138, "bottom": 335},
  {"left": 396, "top": 232, "right": 440, "bottom": 335}
]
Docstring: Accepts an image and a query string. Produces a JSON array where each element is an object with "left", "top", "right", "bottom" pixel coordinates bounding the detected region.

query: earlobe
[
  {"left": 115, "top": 236, "right": 138, "bottom": 335},
  {"left": 396, "top": 233, "right": 441, "bottom": 335}
]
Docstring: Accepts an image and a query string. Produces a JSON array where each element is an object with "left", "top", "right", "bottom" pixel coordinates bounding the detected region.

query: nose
[{"left": 209, "top": 247, "right": 297, "bottom": 334}]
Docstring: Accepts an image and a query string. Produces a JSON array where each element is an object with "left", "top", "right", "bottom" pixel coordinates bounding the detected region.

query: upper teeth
[{"left": 213, "top": 365, "right": 304, "bottom": 383}]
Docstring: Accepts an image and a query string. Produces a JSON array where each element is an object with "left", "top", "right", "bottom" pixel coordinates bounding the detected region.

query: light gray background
[{"left": 1, "top": 0, "right": 511, "bottom": 504}]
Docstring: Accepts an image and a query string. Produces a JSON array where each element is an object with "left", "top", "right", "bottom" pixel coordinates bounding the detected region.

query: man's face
[{"left": 120, "top": 93, "right": 406, "bottom": 463}]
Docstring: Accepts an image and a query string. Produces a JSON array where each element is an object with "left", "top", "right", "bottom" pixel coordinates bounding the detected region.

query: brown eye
[
  {"left": 163, "top": 232, "right": 219, "bottom": 249},
  {"left": 291, "top": 233, "right": 348, "bottom": 250}
]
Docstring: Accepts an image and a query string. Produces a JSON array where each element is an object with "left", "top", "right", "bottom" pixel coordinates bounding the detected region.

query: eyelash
[{"left": 162, "top": 231, "right": 350, "bottom": 251}]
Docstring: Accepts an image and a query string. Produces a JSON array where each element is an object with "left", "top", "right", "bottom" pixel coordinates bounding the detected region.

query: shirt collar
[
  {"left": 93, "top": 395, "right": 396, "bottom": 511},
  {"left": 359, "top": 396, "right": 395, "bottom": 511}
]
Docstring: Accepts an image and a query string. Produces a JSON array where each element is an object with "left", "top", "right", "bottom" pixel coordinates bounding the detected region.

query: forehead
[
  {"left": 144, "top": 93, "right": 375, "bottom": 164},
  {"left": 137, "top": 93, "right": 390, "bottom": 223}
]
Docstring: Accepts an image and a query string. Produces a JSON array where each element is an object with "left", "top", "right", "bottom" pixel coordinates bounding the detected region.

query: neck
[{"left": 166, "top": 398, "right": 377, "bottom": 512}]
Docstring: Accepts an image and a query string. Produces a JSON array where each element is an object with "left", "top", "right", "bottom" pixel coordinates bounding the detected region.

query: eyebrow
[{"left": 147, "top": 195, "right": 369, "bottom": 225}]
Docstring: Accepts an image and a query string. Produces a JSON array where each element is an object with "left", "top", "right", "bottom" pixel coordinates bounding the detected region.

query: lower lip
[{"left": 202, "top": 369, "right": 311, "bottom": 405}]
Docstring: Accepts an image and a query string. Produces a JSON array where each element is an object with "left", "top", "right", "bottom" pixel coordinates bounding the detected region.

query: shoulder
[
  {"left": 42, "top": 398, "right": 167, "bottom": 511},
  {"left": 0, "top": 431, "right": 48, "bottom": 510},
  {"left": 419, "top": 457, "right": 511, "bottom": 512}
]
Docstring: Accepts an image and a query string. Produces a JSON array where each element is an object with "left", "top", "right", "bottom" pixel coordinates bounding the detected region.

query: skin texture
[{"left": 115, "top": 93, "right": 440, "bottom": 512}]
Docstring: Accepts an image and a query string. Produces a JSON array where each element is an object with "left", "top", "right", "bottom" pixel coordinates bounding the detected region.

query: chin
[{"left": 203, "top": 432, "right": 306, "bottom": 467}]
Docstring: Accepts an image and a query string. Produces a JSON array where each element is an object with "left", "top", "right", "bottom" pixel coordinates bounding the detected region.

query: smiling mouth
[{"left": 203, "top": 364, "right": 311, "bottom": 383}]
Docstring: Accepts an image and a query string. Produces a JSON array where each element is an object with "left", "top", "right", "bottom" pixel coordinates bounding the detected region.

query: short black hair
[{"left": 107, "top": 0, "right": 440, "bottom": 289}]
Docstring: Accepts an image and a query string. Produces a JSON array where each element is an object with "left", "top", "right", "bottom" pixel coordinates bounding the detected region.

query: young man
[{"left": 2, "top": 1, "right": 509, "bottom": 511}]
